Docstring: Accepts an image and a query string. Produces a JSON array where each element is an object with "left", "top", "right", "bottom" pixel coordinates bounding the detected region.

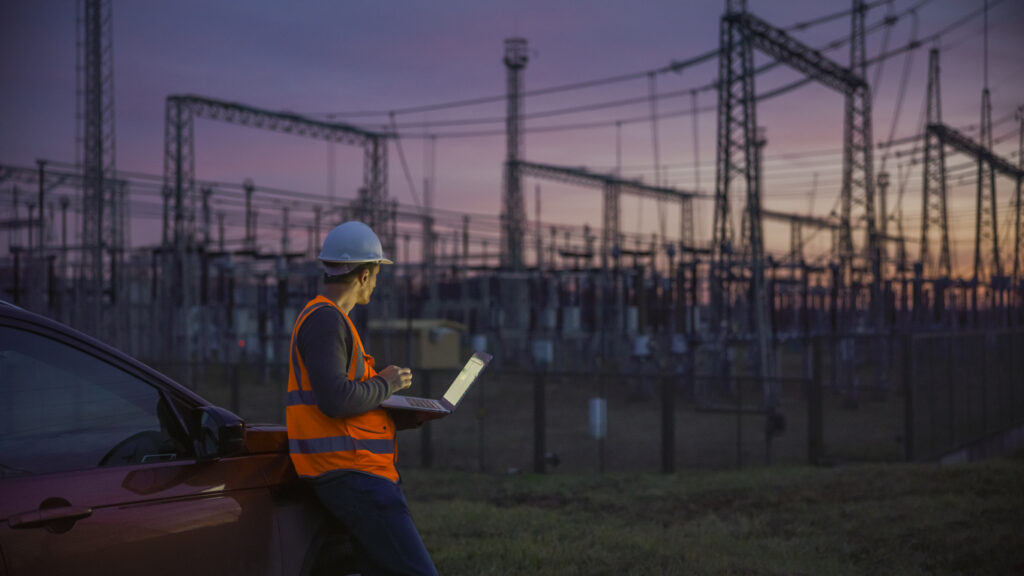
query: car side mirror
[{"left": 189, "top": 406, "right": 246, "bottom": 461}]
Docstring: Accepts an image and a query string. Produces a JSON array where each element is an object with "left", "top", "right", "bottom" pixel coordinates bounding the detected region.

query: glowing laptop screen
[{"left": 443, "top": 356, "right": 486, "bottom": 406}]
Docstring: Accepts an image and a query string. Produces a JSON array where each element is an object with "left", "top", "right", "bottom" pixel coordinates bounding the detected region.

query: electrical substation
[{"left": 3, "top": 0, "right": 1023, "bottom": 472}]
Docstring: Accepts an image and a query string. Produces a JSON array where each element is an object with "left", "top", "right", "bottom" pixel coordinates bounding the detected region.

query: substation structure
[{"left": 2, "top": 0, "right": 1023, "bottom": 459}]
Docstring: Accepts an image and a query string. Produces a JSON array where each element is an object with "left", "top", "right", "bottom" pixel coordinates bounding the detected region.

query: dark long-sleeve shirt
[{"left": 297, "top": 305, "right": 396, "bottom": 418}]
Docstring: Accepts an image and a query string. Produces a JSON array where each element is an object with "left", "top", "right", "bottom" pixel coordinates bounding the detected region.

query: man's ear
[{"left": 359, "top": 268, "right": 371, "bottom": 285}]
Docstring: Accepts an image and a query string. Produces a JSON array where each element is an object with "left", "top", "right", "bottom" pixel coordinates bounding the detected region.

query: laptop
[{"left": 381, "top": 352, "right": 493, "bottom": 414}]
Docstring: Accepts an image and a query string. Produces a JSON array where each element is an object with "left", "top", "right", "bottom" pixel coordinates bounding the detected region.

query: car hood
[{"left": 245, "top": 425, "right": 288, "bottom": 455}]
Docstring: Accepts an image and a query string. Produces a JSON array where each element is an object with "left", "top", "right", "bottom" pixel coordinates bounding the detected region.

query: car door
[{"left": 0, "top": 322, "right": 282, "bottom": 576}]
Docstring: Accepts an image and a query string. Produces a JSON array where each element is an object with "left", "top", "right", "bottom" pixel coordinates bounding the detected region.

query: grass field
[{"left": 400, "top": 456, "right": 1024, "bottom": 576}]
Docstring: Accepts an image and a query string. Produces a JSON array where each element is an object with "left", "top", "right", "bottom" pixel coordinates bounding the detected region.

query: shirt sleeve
[{"left": 296, "top": 306, "right": 394, "bottom": 419}]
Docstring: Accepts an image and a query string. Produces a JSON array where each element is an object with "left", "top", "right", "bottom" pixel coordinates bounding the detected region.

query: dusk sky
[{"left": 2, "top": 0, "right": 1022, "bottom": 272}]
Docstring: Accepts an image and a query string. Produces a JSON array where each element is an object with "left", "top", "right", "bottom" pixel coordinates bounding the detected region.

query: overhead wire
[
  {"left": 313, "top": 0, "right": 929, "bottom": 131},
  {"left": 21, "top": 2, "right": 1019, "bottom": 257},
  {"left": 389, "top": 112, "right": 423, "bottom": 209},
  {"left": 398, "top": 12, "right": 987, "bottom": 141}
]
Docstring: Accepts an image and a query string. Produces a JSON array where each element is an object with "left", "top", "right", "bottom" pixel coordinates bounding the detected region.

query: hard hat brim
[{"left": 322, "top": 258, "right": 394, "bottom": 276}]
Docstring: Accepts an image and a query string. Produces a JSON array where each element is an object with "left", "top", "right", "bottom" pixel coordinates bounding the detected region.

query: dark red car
[{"left": 0, "top": 301, "right": 351, "bottom": 575}]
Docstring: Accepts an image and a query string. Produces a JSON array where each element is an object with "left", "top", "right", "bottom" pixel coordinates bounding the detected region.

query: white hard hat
[{"left": 319, "top": 221, "right": 394, "bottom": 276}]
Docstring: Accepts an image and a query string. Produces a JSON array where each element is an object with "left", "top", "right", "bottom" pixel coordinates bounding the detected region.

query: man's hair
[{"left": 323, "top": 262, "right": 379, "bottom": 285}]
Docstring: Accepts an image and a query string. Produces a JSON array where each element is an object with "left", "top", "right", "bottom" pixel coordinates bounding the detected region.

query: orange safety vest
[{"left": 286, "top": 295, "right": 398, "bottom": 482}]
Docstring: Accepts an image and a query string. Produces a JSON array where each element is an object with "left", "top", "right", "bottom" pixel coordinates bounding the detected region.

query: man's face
[{"left": 358, "top": 266, "right": 379, "bottom": 305}]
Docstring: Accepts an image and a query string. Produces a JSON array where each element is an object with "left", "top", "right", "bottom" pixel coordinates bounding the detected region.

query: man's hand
[{"left": 379, "top": 365, "right": 413, "bottom": 393}]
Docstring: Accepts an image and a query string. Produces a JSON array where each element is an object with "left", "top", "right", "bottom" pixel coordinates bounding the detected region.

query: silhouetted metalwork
[
  {"left": 921, "top": 49, "right": 952, "bottom": 279},
  {"left": 510, "top": 160, "right": 699, "bottom": 269},
  {"left": 502, "top": 38, "right": 529, "bottom": 270}
]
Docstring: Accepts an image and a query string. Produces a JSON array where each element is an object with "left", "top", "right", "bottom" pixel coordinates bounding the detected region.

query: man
[{"left": 286, "top": 221, "right": 437, "bottom": 576}]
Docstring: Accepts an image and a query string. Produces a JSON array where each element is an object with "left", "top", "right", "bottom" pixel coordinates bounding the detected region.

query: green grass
[{"left": 401, "top": 457, "right": 1024, "bottom": 576}]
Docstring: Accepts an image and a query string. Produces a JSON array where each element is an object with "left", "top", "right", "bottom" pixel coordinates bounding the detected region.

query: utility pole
[
  {"left": 313, "top": 205, "right": 322, "bottom": 257},
  {"left": 1014, "top": 106, "right": 1023, "bottom": 286},
  {"left": 462, "top": 215, "right": 470, "bottom": 268},
  {"left": 244, "top": 179, "right": 254, "bottom": 252},
  {"left": 37, "top": 160, "right": 47, "bottom": 256},
  {"left": 217, "top": 212, "right": 225, "bottom": 253},
  {"left": 162, "top": 186, "right": 171, "bottom": 246},
  {"left": 251, "top": 209, "right": 260, "bottom": 254},
  {"left": 281, "top": 206, "right": 290, "bottom": 255},
  {"left": 877, "top": 171, "right": 889, "bottom": 271},
  {"left": 60, "top": 196, "right": 69, "bottom": 279},
  {"left": 535, "top": 184, "right": 543, "bottom": 270},
  {"left": 201, "top": 187, "right": 212, "bottom": 248}
]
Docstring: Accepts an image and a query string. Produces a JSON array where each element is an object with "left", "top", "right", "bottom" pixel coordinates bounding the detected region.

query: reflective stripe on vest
[{"left": 286, "top": 295, "right": 398, "bottom": 482}]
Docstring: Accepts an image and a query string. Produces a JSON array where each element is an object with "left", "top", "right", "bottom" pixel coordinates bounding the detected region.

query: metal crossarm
[
  {"left": 727, "top": 12, "right": 865, "bottom": 95},
  {"left": 511, "top": 161, "right": 700, "bottom": 201},
  {"left": 168, "top": 95, "right": 387, "bottom": 146},
  {"left": 510, "top": 160, "right": 702, "bottom": 269},
  {"left": 927, "top": 123, "right": 1024, "bottom": 181},
  {"left": 762, "top": 209, "right": 840, "bottom": 230}
]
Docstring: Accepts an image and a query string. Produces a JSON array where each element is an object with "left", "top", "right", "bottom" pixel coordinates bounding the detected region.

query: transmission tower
[
  {"left": 502, "top": 38, "right": 528, "bottom": 270},
  {"left": 164, "top": 98, "right": 195, "bottom": 251},
  {"left": 78, "top": 0, "right": 118, "bottom": 336},
  {"left": 920, "top": 49, "right": 952, "bottom": 278},
  {"left": 711, "top": 0, "right": 747, "bottom": 329},
  {"left": 975, "top": 0, "right": 1003, "bottom": 287},
  {"left": 841, "top": 0, "right": 879, "bottom": 284},
  {"left": 974, "top": 87, "right": 1001, "bottom": 282},
  {"left": 712, "top": 0, "right": 775, "bottom": 405}
]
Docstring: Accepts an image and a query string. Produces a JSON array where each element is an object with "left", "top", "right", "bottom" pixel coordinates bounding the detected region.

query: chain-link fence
[
  {"left": 148, "top": 329, "right": 1024, "bottom": 473},
  {"left": 905, "top": 330, "right": 1024, "bottom": 461}
]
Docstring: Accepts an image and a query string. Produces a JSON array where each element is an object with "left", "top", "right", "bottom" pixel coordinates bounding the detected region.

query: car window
[{"left": 0, "top": 326, "right": 191, "bottom": 478}]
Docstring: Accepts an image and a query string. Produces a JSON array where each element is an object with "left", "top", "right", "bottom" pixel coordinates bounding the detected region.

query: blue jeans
[{"left": 313, "top": 472, "right": 438, "bottom": 576}]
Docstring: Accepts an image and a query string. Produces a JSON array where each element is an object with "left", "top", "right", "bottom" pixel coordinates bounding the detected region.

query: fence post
[
  {"left": 420, "top": 370, "right": 433, "bottom": 468},
  {"left": 661, "top": 371, "right": 675, "bottom": 474},
  {"left": 947, "top": 334, "right": 955, "bottom": 449},
  {"left": 598, "top": 369, "right": 607, "bottom": 474},
  {"left": 808, "top": 338, "right": 823, "bottom": 465},
  {"left": 533, "top": 369, "right": 546, "bottom": 473},
  {"left": 735, "top": 369, "right": 743, "bottom": 469},
  {"left": 478, "top": 371, "right": 488, "bottom": 473},
  {"left": 902, "top": 334, "right": 914, "bottom": 461}
]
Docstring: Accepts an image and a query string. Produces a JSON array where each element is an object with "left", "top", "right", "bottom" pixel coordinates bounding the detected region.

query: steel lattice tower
[
  {"left": 974, "top": 87, "right": 1001, "bottom": 282},
  {"left": 164, "top": 98, "right": 195, "bottom": 251},
  {"left": 502, "top": 38, "right": 528, "bottom": 270},
  {"left": 79, "top": 0, "right": 117, "bottom": 333},
  {"left": 841, "top": 0, "right": 878, "bottom": 282},
  {"left": 712, "top": 0, "right": 775, "bottom": 405},
  {"left": 363, "top": 137, "right": 390, "bottom": 253},
  {"left": 920, "top": 49, "right": 952, "bottom": 278},
  {"left": 711, "top": 0, "right": 746, "bottom": 327}
]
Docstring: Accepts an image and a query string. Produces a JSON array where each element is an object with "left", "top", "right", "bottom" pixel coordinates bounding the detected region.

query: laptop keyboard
[{"left": 408, "top": 397, "right": 441, "bottom": 409}]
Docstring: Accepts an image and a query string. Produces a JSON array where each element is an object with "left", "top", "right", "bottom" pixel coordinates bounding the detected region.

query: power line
[
  {"left": 309, "top": 0, "right": 920, "bottom": 122},
  {"left": 385, "top": 0, "right": 940, "bottom": 137}
]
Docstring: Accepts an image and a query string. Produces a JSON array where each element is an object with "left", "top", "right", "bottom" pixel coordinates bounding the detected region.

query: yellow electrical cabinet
[{"left": 367, "top": 318, "right": 466, "bottom": 370}]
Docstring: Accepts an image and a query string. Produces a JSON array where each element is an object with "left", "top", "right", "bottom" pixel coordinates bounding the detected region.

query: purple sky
[{"left": 2, "top": 0, "right": 1022, "bottom": 272}]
